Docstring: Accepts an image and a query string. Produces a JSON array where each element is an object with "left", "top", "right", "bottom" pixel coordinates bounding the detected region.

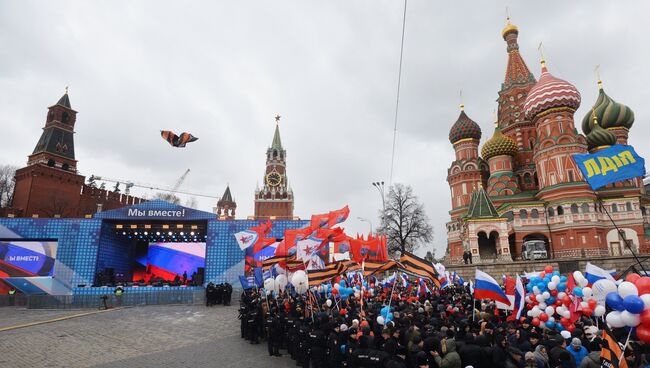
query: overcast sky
[{"left": 1, "top": 1, "right": 648, "bottom": 258}]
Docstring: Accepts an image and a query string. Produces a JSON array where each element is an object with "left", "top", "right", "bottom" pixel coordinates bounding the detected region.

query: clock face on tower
[{"left": 266, "top": 170, "right": 282, "bottom": 187}]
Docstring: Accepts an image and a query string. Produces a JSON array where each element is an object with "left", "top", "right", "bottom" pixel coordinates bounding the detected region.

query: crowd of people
[{"left": 238, "top": 281, "right": 649, "bottom": 368}]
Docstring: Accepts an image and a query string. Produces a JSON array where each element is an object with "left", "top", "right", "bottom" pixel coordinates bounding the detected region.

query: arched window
[
  {"left": 62, "top": 112, "right": 69, "bottom": 123},
  {"left": 531, "top": 209, "right": 539, "bottom": 219},
  {"left": 61, "top": 163, "right": 69, "bottom": 171},
  {"left": 557, "top": 206, "right": 564, "bottom": 215},
  {"left": 47, "top": 159, "right": 55, "bottom": 167},
  {"left": 519, "top": 209, "right": 528, "bottom": 219},
  {"left": 611, "top": 204, "right": 618, "bottom": 213},
  {"left": 548, "top": 207, "right": 555, "bottom": 217},
  {"left": 581, "top": 203, "right": 590, "bottom": 213},
  {"left": 570, "top": 204, "right": 579, "bottom": 214},
  {"left": 626, "top": 202, "right": 633, "bottom": 212}
]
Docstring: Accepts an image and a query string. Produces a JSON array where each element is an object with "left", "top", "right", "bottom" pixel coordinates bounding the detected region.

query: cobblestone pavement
[{"left": 0, "top": 305, "right": 295, "bottom": 368}]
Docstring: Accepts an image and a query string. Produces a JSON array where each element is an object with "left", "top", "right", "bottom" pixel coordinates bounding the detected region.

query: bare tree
[
  {"left": 0, "top": 165, "right": 17, "bottom": 208},
  {"left": 378, "top": 183, "right": 434, "bottom": 257},
  {"left": 185, "top": 196, "right": 198, "bottom": 209},
  {"left": 153, "top": 192, "right": 181, "bottom": 205}
]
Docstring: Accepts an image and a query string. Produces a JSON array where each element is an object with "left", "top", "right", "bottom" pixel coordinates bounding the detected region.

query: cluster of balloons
[
  {"left": 604, "top": 274, "right": 650, "bottom": 343},
  {"left": 290, "top": 270, "right": 309, "bottom": 294},
  {"left": 377, "top": 305, "right": 394, "bottom": 326},
  {"left": 333, "top": 280, "right": 357, "bottom": 300}
]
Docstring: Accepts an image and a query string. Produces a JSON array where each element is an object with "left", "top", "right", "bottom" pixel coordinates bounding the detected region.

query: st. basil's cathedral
[{"left": 445, "top": 19, "right": 649, "bottom": 264}]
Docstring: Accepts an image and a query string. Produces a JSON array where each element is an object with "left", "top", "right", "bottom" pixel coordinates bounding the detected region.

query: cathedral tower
[
  {"left": 254, "top": 116, "right": 294, "bottom": 220},
  {"left": 216, "top": 185, "right": 236, "bottom": 219}
]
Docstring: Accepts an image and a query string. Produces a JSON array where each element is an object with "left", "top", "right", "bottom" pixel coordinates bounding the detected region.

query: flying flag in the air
[{"left": 160, "top": 130, "right": 199, "bottom": 147}]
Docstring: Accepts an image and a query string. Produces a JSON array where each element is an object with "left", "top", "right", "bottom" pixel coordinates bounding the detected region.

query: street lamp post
[
  {"left": 371, "top": 181, "right": 386, "bottom": 212},
  {"left": 357, "top": 217, "right": 373, "bottom": 235}
]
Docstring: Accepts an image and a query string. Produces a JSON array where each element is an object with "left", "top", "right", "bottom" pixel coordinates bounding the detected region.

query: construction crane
[{"left": 88, "top": 169, "right": 219, "bottom": 199}]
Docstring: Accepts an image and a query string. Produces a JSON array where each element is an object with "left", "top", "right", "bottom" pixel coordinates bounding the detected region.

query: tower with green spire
[{"left": 254, "top": 115, "right": 294, "bottom": 220}]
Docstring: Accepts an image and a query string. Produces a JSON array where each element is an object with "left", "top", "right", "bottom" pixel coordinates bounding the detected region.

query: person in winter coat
[
  {"left": 385, "top": 346, "right": 409, "bottom": 368},
  {"left": 534, "top": 345, "right": 551, "bottom": 368},
  {"left": 505, "top": 347, "right": 524, "bottom": 368},
  {"left": 458, "top": 334, "right": 483, "bottom": 368},
  {"left": 432, "top": 338, "right": 461, "bottom": 368},
  {"left": 491, "top": 334, "right": 508, "bottom": 368},
  {"left": 568, "top": 338, "right": 588, "bottom": 366},
  {"left": 578, "top": 339, "right": 601, "bottom": 368}
]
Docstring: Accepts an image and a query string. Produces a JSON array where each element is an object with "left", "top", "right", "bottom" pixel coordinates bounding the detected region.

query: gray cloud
[{"left": 1, "top": 1, "right": 648, "bottom": 258}]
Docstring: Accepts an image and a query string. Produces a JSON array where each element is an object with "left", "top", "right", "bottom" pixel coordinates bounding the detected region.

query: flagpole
[
  {"left": 596, "top": 196, "right": 648, "bottom": 274},
  {"left": 618, "top": 327, "right": 633, "bottom": 362},
  {"left": 388, "top": 273, "right": 398, "bottom": 308}
]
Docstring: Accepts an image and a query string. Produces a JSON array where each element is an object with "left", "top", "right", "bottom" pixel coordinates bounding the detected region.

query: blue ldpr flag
[
  {"left": 253, "top": 267, "right": 264, "bottom": 287},
  {"left": 239, "top": 275, "right": 254, "bottom": 289},
  {"left": 572, "top": 144, "right": 645, "bottom": 190}
]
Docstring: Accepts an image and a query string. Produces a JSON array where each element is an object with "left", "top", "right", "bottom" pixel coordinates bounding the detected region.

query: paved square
[{"left": 0, "top": 305, "right": 293, "bottom": 368}]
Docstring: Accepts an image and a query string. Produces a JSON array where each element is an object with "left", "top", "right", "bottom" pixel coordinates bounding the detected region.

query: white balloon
[
  {"left": 531, "top": 306, "right": 541, "bottom": 317},
  {"left": 582, "top": 287, "right": 593, "bottom": 299},
  {"left": 533, "top": 286, "right": 540, "bottom": 294},
  {"left": 551, "top": 275, "right": 561, "bottom": 284},
  {"left": 606, "top": 311, "right": 626, "bottom": 328},
  {"left": 621, "top": 311, "right": 641, "bottom": 327},
  {"left": 640, "top": 294, "right": 650, "bottom": 309},
  {"left": 275, "top": 274, "right": 288, "bottom": 291},
  {"left": 594, "top": 305, "right": 606, "bottom": 317},
  {"left": 545, "top": 306, "right": 555, "bottom": 316},
  {"left": 558, "top": 292, "right": 567, "bottom": 300},
  {"left": 377, "top": 316, "right": 385, "bottom": 325},
  {"left": 354, "top": 291, "right": 360, "bottom": 298},
  {"left": 573, "top": 271, "right": 584, "bottom": 282},
  {"left": 618, "top": 281, "right": 639, "bottom": 298},
  {"left": 548, "top": 282, "right": 557, "bottom": 291},
  {"left": 561, "top": 330, "right": 572, "bottom": 339},
  {"left": 556, "top": 306, "right": 565, "bottom": 314},
  {"left": 536, "top": 294, "right": 545, "bottom": 303},
  {"left": 334, "top": 283, "right": 340, "bottom": 290},
  {"left": 264, "top": 278, "right": 275, "bottom": 292},
  {"left": 548, "top": 316, "right": 555, "bottom": 323},
  {"left": 538, "top": 302, "right": 547, "bottom": 309},
  {"left": 578, "top": 278, "right": 589, "bottom": 288},
  {"left": 592, "top": 279, "right": 618, "bottom": 304},
  {"left": 563, "top": 310, "right": 571, "bottom": 319},
  {"left": 527, "top": 310, "right": 533, "bottom": 317},
  {"left": 542, "top": 291, "right": 550, "bottom": 299},
  {"left": 580, "top": 301, "right": 588, "bottom": 309},
  {"left": 291, "top": 270, "right": 309, "bottom": 294},
  {"left": 326, "top": 299, "right": 333, "bottom": 307}
]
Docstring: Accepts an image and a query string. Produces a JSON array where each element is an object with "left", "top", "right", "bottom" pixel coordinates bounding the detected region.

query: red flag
[
  {"left": 566, "top": 272, "right": 576, "bottom": 294},
  {"left": 310, "top": 213, "right": 329, "bottom": 229},
  {"left": 350, "top": 236, "right": 387, "bottom": 263},
  {"left": 327, "top": 205, "right": 350, "bottom": 228},
  {"left": 276, "top": 226, "right": 313, "bottom": 257}
]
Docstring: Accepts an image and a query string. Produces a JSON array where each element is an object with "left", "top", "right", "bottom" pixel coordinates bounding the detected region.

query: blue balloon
[
  {"left": 557, "top": 283, "right": 567, "bottom": 292},
  {"left": 547, "top": 297, "right": 556, "bottom": 305},
  {"left": 545, "top": 321, "right": 555, "bottom": 328},
  {"left": 560, "top": 276, "right": 568, "bottom": 283},
  {"left": 623, "top": 295, "right": 644, "bottom": 314},
  {"left": 556, "top": 322, "right": 564, "bottom": 331},
  {"left": 606, "top": 292, "right": 625, "bottom": 311},
  {"left": 553, "top": 271, "right": 560, "bottom": 276},
  {"left": 572, "top": 286, "right": 582, "bottom": 296}
]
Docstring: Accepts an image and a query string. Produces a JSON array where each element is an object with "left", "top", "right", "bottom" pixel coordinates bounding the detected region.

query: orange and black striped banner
[
  {"left": 284, "top": 256, "right": 306, "bottom": 270},
  {"left": 399, "top": 251, "right": 441, "bottom": 288},
  {"left": 339, "top": 259, "right": 361, "bottom": 272},
  {"left": 363, "top": 260, "right": 403, "bottom": 277},
  {"left": 600, "top": 325, "right": 628, "bottom": 368},
  {"left": 262, "top": 255, "right": 286, "bottom": 271},
  {"left": 307, "top": 262, "right": 345, "bottom": 287}
]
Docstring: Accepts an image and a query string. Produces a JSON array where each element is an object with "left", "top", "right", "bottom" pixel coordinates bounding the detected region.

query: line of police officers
[
  {"left": 238, "top": 288, "right": 417, "bottom": 368},
  {"left": 205, "top": 282, "right": 233, "bottom": 306}
]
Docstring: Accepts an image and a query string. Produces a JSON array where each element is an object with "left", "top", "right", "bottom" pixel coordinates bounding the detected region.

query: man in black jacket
[
  {"left": 266, "top": 307, "right": 282, "bottom": 357},
  {"left": 458, "top": 334, "right": 483, "bottom": 368}
]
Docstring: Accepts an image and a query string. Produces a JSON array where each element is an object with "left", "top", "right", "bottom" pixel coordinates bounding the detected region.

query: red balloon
[
  {"left": 550, "top": 290, "right": 558, "bottom": 296},
  {"left": 555, "top": 300, "right": 563, "bottom": 306},
  {"left": 567, "top": 324, "right": 576, "bottom": 333},
  {"left": 635, "top": 277, "right": 650, "bottom": 295},
  {"left": 640, "top": 309, "right": 650, "bottom": 326},
  {"left": 582, "top": 307, "right": 593, "bottom": 317},
  {"left": 539, "top": 312, "right": 549, "bottom": 322},
  {"left": 560, "top": 317, "right": 569, "bottom": 326},
  {"left": 544, "top": 265, "right": 554, "bottom": 273},
  {"left": 626, "top": 273, "right": 641, "bottom": 284},
  {"left": 562, "top": 296, "right": 571, "bottom": 306},
  {"left": 532, "top": 317, "right": 541, "bottom": 327},
  {"left": 332, "top": 288, "right": 339, "bottom": 295},
  {"left": 637, "top": 324, "right": 650, "bottom": 343},
  {"left": 587, "top": 299, "right": 597, "bottom": 310},
  {"left": 340, "top": 308, "right": 347, "bottom": 316},
  {"left": 539, "top": 272, "right": 546, "bottom": 278}
]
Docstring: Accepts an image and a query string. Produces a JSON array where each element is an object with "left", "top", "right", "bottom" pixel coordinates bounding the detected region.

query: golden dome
[
  {"left": 501, "top": 20, "right": 519, "bottom": 39},
  {"left": 481, "top": 126, "right": 518, "bottom": 160}
]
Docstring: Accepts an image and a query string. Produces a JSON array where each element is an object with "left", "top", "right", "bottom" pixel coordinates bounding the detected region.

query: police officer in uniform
[
  {"left": 223, "top": 282, "right": 233, "bottom": 306},
  {"left": 267, "top": 307, "right": 282, "bottom": 356},
  {"left": 308, "top": 317, "right": 327, "bottom": 368}
]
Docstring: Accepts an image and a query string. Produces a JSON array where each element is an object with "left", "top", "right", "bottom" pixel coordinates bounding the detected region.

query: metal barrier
[{"left": 0, "top": 290, "right": 206, "bottom": 309}]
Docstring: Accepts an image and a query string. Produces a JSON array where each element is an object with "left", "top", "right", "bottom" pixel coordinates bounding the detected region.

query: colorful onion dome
[
  {"left": 523, "top": 61, "right": 581, "bottom": 120},
  {"left": 449, "top": 105, "right": 482, "bottom": 144},
  {"left": 501, "top": 19, "right": 519, "bottom": 39},
  {"left": 481, "top": 125, "right": 518, "bottom": 160},
  {"left": 586, "top": 115, "right": 617, "bottom": 150},
  {"left": 581, "top": 82, "right": 635, "bottom": 135}
]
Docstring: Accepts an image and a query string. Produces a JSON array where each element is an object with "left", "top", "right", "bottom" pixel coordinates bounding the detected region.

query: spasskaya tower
[{"left": 254, "top": 115, "right": 294, "bottom": 219}]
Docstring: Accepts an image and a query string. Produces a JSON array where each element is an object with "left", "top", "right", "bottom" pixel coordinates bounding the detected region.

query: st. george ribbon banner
[{"left": 572, "top": 144, "right": 645, "bottom": 190}]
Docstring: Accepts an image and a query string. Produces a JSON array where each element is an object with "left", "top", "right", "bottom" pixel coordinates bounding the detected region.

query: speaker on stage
[{"left": 197, "top": 267, "right": 205, "bottom": 285}]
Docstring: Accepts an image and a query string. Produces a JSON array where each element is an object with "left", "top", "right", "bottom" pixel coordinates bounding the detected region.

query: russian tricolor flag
[
  {"left": 474, "top": 269, "right": 511, "bottom": 306},
  {"left": 585, "top": 262, "right": 616, "bottom": 285},
  {"left": 512, "top": 275, "right": 526, "bottom": 320}
]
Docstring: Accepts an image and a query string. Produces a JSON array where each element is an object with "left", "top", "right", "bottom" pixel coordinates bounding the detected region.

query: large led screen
[
  {"left": 133, "top": 242, "right": 206, "bottom": 282},
  {"left": 0, "top": 241, "right": 58, "bottom": 278}
]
